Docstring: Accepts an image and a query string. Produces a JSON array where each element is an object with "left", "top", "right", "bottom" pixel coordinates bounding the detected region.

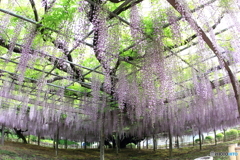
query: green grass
[
  {"left": 0, "top": 140, "right": 238, "bottom": 160},
  {"left": 0, "top": 149, "right": 18, "bottom": 156}
]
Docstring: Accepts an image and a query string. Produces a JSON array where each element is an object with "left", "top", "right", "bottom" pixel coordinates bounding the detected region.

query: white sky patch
[{"left": 140, "top": 0, "right": 151, "bottom": 17}]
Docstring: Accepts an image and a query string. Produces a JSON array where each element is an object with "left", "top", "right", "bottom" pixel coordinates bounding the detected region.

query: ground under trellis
[{"left": 0, "top": 139, "right": 238, "bottom": 159}]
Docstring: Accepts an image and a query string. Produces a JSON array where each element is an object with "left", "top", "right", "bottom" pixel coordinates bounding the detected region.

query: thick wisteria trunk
[
  {"left": 199, "top": 130, "right": 202, "bottom": 150},
  {"left": 1, "top": 125, "right": 4, "bottom": 145},
  {"left": 214, "top": 129, "right": 217, "bottom": 145},
  {"left": 14, "top": 128, "right": 27, "bottom": 144}
]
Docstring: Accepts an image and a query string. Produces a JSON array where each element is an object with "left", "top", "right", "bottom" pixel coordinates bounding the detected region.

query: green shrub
[
  {"left": 41, "top": 139, "right": 53, "bottom": 144},
  {"left": 41, "top": 138, "right": 78, "bottom": 145},
  {"left": 30, "top": 135, "right": 37, "bottom": 142},
  {"left": 126, "top": 143, "right": 136, "bottom": 148},
  {"left": 10, "top": 134, "right": 19, "bottom": 139},
  {"left": 205, "top": 136, "right": 213, "bottom": 140},
  {"left": 58, "top": 139, "right": 78, "bottom": 145},
  {"left": 226, "top": 129, "right": 238, "bottom": 140},
  {"left": 204, "top": 136, "right": 213, "bottom": 143},
  {"left": 216, "top": 133, "right": 224, "bottom": 141},
  {"left": 195, "top": 139, "right": 200, "bottom": 143}
]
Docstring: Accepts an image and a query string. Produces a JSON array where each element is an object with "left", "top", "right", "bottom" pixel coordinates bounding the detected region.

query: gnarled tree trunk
[{"left": 14, "top": 128, "right": 27, "bottom": 144}]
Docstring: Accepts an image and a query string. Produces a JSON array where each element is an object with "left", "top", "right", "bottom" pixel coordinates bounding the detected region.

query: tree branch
[
  {"left": 108, "top": 0, "right": 143, "bottom": 19},
  {"left": 29, "top": 0, "right": 39, "bottom": 22}
]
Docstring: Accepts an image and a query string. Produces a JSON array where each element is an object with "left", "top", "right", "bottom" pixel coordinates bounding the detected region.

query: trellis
[{"left": 0, "top": 0, "right": 240, "bottom": 158}]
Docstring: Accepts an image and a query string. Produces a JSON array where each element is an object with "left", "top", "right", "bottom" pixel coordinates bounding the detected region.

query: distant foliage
[
  {"left": 226, "top": 129, "right": 238, "bottom": 140},
  {"left": 237, "top": 130, "right": 240, "bottom": 135},
  {"left": 195, "top": 139, "right": 200, "bottom": 143},
  {"left": 216, "top": 133, "right": 224, "bottom": 141},
  {"left": 205, "top": 136, "right": 213, "bottom": 140},
  {"left": 58, "top": 139, "right": 78, "bottom": 145},
  {"left": 126, "top": 143, "right": 136, "bottom": 148},
  {"left": 204, "top": 136, "right": 213, "bottom": 143},
  {"left": 30, "top": 135, "right": 37, "bottom": 142},
  {"left": 41, "top": 0, "right": 78, "bottom": 30}
]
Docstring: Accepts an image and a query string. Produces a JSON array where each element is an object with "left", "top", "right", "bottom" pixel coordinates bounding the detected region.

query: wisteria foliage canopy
[{"left": 0, "top": 0, "right": 240, "bottom": 140}]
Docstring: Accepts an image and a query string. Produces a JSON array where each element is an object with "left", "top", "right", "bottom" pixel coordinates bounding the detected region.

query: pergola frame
[{"left": 0, "top": 0, "right": 239, "bottom": 153}]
